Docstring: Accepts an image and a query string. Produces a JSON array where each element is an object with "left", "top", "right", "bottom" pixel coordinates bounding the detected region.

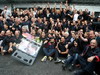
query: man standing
[{"left": 1, "top": 6, "right": 11, "bottom": 19}]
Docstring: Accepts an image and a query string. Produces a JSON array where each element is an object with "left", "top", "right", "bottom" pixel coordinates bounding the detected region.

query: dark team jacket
[
  {"left": 82, "top": 45, "right": 100, "bottom": 62},
  {"left": 44, "top": 42, "right": 56, "bottom": 49},
  {"left": 43, "top": 38, "right": 56, "bottom": 49},
  {"left": 1, "top": 35, "right": 14, "bottom": 47},
  {"left": 68, "top": 46, "right": 81, "bottom": 56},
  {"left": 95, "top": 51, "right": 100, "bottom": 62},
  {"left": 13, "top": 35, "right": 23, "bottom": 44}
]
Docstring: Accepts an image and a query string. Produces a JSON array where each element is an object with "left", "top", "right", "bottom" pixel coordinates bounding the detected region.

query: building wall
[
  {"left": 14, "top": 3, "right": 100, "bottom": 12},
  {"left": 0, "top": 3, "right": 100, "bottom": 12},
  {"left": 72, "top": 5, "right": 100, "bottom": 12}
]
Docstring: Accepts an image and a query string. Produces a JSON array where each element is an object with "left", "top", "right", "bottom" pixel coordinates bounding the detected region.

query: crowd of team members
[{"left": 0, "top": 1, "right": 100, "bottom": 75}]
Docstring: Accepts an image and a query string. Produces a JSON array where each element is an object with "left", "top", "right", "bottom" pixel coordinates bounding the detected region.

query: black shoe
[
  {"left": 62, "top": 64, "right": 66, "bottom": 71},
  {"left": 68, "top": 65, "right": 74, "bottom": 72}
]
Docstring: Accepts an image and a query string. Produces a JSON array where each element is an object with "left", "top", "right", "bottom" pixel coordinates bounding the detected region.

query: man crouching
[{"left": 1, "top": 30, "right": 14, "bottom": 55}]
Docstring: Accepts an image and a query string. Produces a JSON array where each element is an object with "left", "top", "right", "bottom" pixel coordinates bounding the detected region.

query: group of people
[{"left": 0, "top": 1, "right": 100, "bottom": 75}]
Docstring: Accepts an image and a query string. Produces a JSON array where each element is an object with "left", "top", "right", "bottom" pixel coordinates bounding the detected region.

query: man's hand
[
  {"left": 44, "top": 40, "right": 48, "bottom": 44},
  {"left": 87, "top": 56, "right": 95, "bottom": 62},
  {"left": 8, "top": 48, "right": 13, "bottom": 51},
  {"left": 80, "top": 53, "right": 84, "bottom": 56},
  {"left": 65, "top": 44, "right": 68, "bottom": 49},
  {"left": 8, "top": 47, "right": 13, "bottom": 53},
  {"left": 58, "top": 50, "right": 61, "bottom": 53}
]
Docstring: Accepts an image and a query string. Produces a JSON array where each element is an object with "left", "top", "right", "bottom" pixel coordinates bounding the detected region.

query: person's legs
[
  {"left": 41, "top": 48, "right": 49, "bottom": 62},
  {"left": 55, "top": 51, "right": 67, "bottom": 63},
  {"left": 68, "top": 54, "right": 79, "bottom": 71},
  {"left": 48, "top": 49, "right": 56, "bottom": 61},
  {"left": 1, "top": 45, "right": 9, "bottom": 55},
  {"left": 42, "top": 48, "right": 57, "bottom": 61},
  {"left": 95, "top": 62, "right": 100, "bottom": 75},
  {"left": 77, "top": 55, "right": 87, "bottom": 68},
  {"left": 74, "top": 62, "right": 96, "bottom": 75},
  {"left": 54, "top": 50, "right": 59, "bottom": 59},
  {"left": 84, "top": 61, "right": 96, "bottom": 75},
  {"left": 43, "top": 47, "right": 49, "bottom": 56},
  {"left": 71, "top": 54, "right": 79, "bottom": 64},
  {"left": 74, "top": 57, "right": 96, "bottom": 75},
  {"left": 48, "top": 49, "right": 56, "bottom": 56},
  {"left": 74, "top": 69, "right": 90, "bottom": 75},
  {"left": 54, "top": 51, "right": 62, "bottom": 63},
  {"left": 64, "top": 55, "right": 74, "bottom": 66},
  {"left": 62, "top": 55, "right": 74, "bottom": 70}
]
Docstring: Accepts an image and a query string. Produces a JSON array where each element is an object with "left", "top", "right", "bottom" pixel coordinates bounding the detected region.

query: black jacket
[
  {"left": 82, "top": 46, "right": 100, "bottom": 59},
  {"left": 1, "top": 35, "right": 14, "bottom": 47}
]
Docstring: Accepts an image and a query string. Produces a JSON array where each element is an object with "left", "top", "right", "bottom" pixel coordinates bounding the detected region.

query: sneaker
[
  {"left": 41, "top": 56, "right": 47, "bottom": 62},
  {"left": 61, "top": 60, "right": 65, "bottom": 64},
  {"left": 48, "top": 56, "right": 53, "bottom": 61},
  {"left": 55, "top": 58, "right": 61, "bottom": 63}
]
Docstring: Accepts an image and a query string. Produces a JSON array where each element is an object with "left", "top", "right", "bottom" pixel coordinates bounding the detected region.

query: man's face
[
  {"left": 61, "top": 37, "right": 65, "bottom": 43},
  {"left": 6, "top": 30, "right": 11, "bottom": 36},
  {"left": 80, "top": 29, "right": 83, "bottom": 35},
  {"left": 72, "top": 33, "right": 75, "bottom": 38},
  {"left": 4, "top": 6, "right": 7, "bottom": 10},
  {"left": 15, "top": 31, "right": 20, "bottom": 36},
  {"left": 0, "top": 16, "right": 3, "bottom": 21},
  {"left": 0, "top": 31, "right": 5, "bottom": 36},
  {"left": 89, "top": 31, "right": 95, "bottom": 39},
  {"left": 74, "top": 41, "right": 78, "bottom": 47},
  {"left": 50, "top": 38, "right": 54, "bottom": 43},
  {"left": 22, "top": 27, "right": 27, "bottom": 33},
  {"left": 90, "top": 40, "right": 97, "bottom": 48}
]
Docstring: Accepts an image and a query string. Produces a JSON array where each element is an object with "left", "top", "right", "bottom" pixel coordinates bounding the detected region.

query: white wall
[
  {"left": 0, "top": 3, "right": 100, "bottom": 12},
  {"left": 72, "top": 5, "right": 100, "bottom": 12},
  {"left": 13, "top": 3, "right": 100, "bottom": 12}
]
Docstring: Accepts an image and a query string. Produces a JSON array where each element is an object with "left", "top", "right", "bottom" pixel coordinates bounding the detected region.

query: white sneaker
[
  {"left": 61, "top": 60, "right": 65, "bottom": 64},
  {"left": 48, "top": 56, "right": 53, "bottom": 61},
  {"left": 41, "top": 56, "right": 47, "bottom": 62},
  {"left": 55, "top": 58, "right": 62, "bottom": 63}
]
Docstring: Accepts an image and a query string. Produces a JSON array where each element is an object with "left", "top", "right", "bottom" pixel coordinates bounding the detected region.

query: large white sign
[{"left": 17, "top": 38, "right": 40, "bottom": 57}]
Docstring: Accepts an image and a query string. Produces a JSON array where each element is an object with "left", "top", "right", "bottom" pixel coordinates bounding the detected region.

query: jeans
[
  {"left": 64, "top": 53, "right": 79, "bottom": 66},
  {"left": 43, "top": 47, "right": 56, "bottom": 56}
]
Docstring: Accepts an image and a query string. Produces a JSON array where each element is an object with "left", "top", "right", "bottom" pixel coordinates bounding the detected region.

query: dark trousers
[
  {"left": 77, "top": 55, "right": 96, "bottom": 75},
  {"left": 3, "top": 45, "right": 16, "bottom": 52},
  {"left": 55, "top": 50, "right": 68, "bottom": 59}
]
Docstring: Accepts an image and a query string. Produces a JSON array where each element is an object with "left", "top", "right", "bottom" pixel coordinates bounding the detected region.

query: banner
[{"left": 17, "top": 38, "right": 40, "bottom": 57}]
